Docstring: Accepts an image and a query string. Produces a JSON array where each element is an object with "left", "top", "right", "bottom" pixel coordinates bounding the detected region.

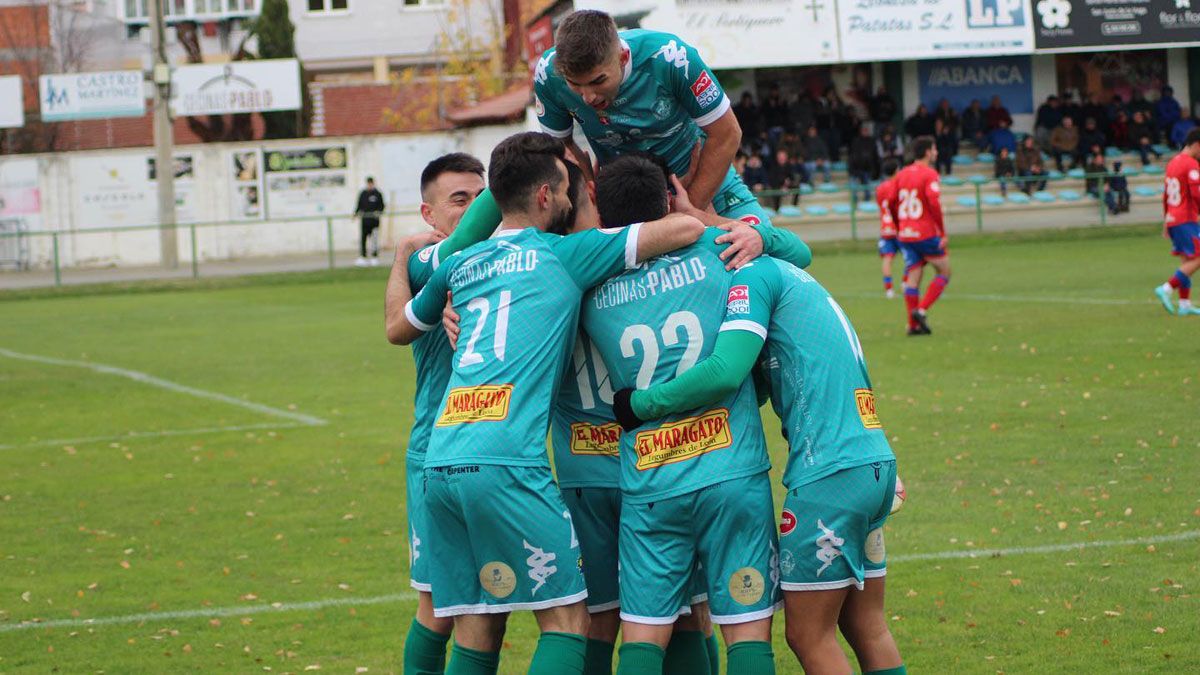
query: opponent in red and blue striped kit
[
  {"left": 895, "top": 137, "right": 950, "bottom": 335},
  {"left": 875, "top": 159, "right": 901, "bottom": 298},
  {"left": 1155, "top": 128, "right": 1200, "bottom": 316}
]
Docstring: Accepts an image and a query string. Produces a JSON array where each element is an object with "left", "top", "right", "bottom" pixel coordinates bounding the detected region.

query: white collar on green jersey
[
  {"left": 495, "top": 228, "right": 523, "bottom": 237},
  {"left": 620, "top": 39, "right": 632, "bottom": 85}
]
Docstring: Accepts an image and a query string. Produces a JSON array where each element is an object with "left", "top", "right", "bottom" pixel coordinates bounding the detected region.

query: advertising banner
[
  {"left": 263, "top": 146, "right": 350, "bottom": 218},
  {"left": 574, "top": 0, "right": 840, "bottom": 68},
  {"left": 838, "top": 0, "right": 1035, "bottom": 61},
  {"left": 0, "top": 75, "right": 24, "bottom": 129},
  {"left": 0, "top": 158, "right": 41, "bottom": 231},
  {"left": 39, "top": 70, "right": 146, "bottom": 122},
  {"left": 379, "top": 136, "right": 458, "bottom": 210},
  {"left": 230, "top": 149, "right": 264, "bottom": 220},
  {"left": 72, "top": 154, "right": 197, "bottom": 229},
  {"left": 1032, "top": 0, "right": 1200, "bottom": 51},
  {"left": 918, "top": 55, "right": 1034, "bottom": 114},
  {"left": 171, "top": 59, "right": 301, "bottom": 117}
]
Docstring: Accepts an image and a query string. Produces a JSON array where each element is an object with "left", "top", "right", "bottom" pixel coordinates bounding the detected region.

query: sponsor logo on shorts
[
  {"left": 865, "top": 527, "right": 886, "bottom": 564},
  {"left": 480, "top": 561, "right": 516, "bottom": 598},
  {"left": 633, "top": 408, "right": 733, "bottom": 471},
  {"left": 779, "top": 508, "right": 797, "bottom": 536},
  {"left": 815, "top": 520, "right": 845, "bottom": 578},
  {"left": 569, "top": 421, "right": 621, "bottom": 456},
  {"left": 523, "top": 540, "right": 558, "bottom": 596},
  {"left": 436, "top": 384, "right": 513, "bottom": 426},
  {"left": 727, "top": 285, "right": 750, "bottom": 315},
  {"left": 738, "top": 214, "right": 761, "bottom": 226},
  {"left": 728, "top": 566, "right": 765, "bottom": 606},
  {"left": 779, "top": 549, "right": 796, "bottom": 576},
  {"left": 446, "top": 465, "right": 480, "bottom": 475},
  {"left": 854, "top": 388, "right": 883, "bottom": 429},
  {"left": 410, "top": 526, "right": 421, "bottom": 567},
  {"left": 690, "top": 70, "right": 720, "bottom": 108}
]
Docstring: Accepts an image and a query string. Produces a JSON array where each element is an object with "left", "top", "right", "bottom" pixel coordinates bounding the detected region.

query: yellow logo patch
[
  {"left": 479, "top": 561, "right": 516, "bottom": 598},
  {"left": 854, "top": 388, "right": 882, "bottom": 429},
  {"left": 633, "top": 408, "right": 732, "bottom": 471},
  {"left": 728, "top": 567, "right": 765, "bottom": 606},
  {"left": 865, "top": 527, "right": 886, "bottom": 564},
  {"left": 569, "top": 421, "right": 621, "bottom": 456},
  {"left": 436, "top": 384, "right": 513, "bottom": 427}
]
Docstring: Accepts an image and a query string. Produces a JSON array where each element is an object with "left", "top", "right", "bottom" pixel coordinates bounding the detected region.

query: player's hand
[
  {"left": 395, "top": 230, "right": 446, "bottom": 262},
  {"left": 714, "top": 220, "right": 763, "bottom": 270},
  {"left": 612, "top": 388, "right": 645, "bottom": 432},
  {"left": 677, "top": 141, "right": 702, "bottom": 191},
  {"left": 442, "top": 292, "right": 460, "bottom": 350},
  {"left": 669, "top": 174, "right": 697, "bottom": 215}
]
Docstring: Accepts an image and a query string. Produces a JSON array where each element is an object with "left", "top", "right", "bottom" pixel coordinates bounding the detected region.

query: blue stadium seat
[
  {"left": 952, "top": 155, "right": 974, "bottom": 166},
  {"left": 967, "top": 174, "right": 988, "bottom": 185},
  {"left": 1152, "top": 144, "right": 1171, "bottom": 155},
  {"left": 1133, "top": 185, "right": 1161, "bottom": 197},
  {"left": 817, "top": 183, "right": 840, "bottom": 194},
  {"left": 857, "top": 202, "right": 879, "bottom": 214},
  {"left": 1007, "top": 192, "right": 1031, "bottom": 204},
  {"left": 1040, "top": 152, "right": 1052, "bottom": 162},
  {"left": 1033, "top": 191, "right": 1056, "bottom": 203},
  {"left": 778, "top": 205, "right": 802, "bottom": 217},
  {"left": 1067, "top": 168, "right": 1086, "bottom": 179},
  {"left": 832, "top": 203, "right": 852, "bottom": 215},
  {"left": 805, "top": 205, "right": 830, "bottom": 216},
  {"left": 1104, "top": 146, "right": 1123, "bottom": 158},
  {"left": 831, "top": 161, "right": 848, "bottom": 172},
  {"left": 977, "top": 152, "right": 995, "bottom": 163},
  {"left": 1058, "top": 189, "right": 1082, "bottom": 202},
  {"left": 943, "top": 175, "right": 965, "bottom": 186},
  {"left": 982, "top": 194, "right": 1006, "bottom": 206},
  {"left": 1143, "top": 165, "right": 1165, "bottom": 176},
  {"left": 799, "top": 183, "right": 815, "bottom": 195},
  {"left": 1121, "top": 166, "right": 1141, "bottom": 177},
  {"left": 1046, "top": 170, "right": 1064, "bottom": 180},
  {"left": 761, "top": 206, "right": 777, "bottom": 217},
  {"left": 956, "top": 196, "right": 978, "bottom": 207}
]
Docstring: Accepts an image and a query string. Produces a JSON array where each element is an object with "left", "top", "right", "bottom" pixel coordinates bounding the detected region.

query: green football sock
[
  {"left": 445, "top": 642, "right": 499, "bottom": 675},
  {"left": 705, "top": 633, "right": 720, "bottom": 675},
  {"left": 528, "top": 632, "right": 587, "bottom": 675},
  {"left": 616, "top": 642, "right": 666, "bottom": 675},
  {"left": 865, "top": 666, "right": 907, "bottom": 675},
  {"left": 584, "top": 638, "right": 615, "bottom": 675},
  {"left": 403, "top": 618, "right": 451, "bottom": 675},
  {"left": 664, "top": 630, "right": 709, "bottom": 675},
  {"left": 727, "top": 640, "right": 775, "bottom": 675}
]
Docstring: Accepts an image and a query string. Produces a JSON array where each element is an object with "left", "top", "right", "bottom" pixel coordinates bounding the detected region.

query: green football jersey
[
  {"left": 404, "top": 241, "right": 454, "bottom": 463},
  {"left": 720, "top": 257, "right": 895, "bottom": 490},
  {"left": 581, "top": 229, "right": 770, "bottom": 504},
  {"left": 534, "top": 29, "right": 730, "bottom": 181},
  {"left": 406, "top": 226, "right": 641, "bottom": 469},
  {"left": 551, "top": 331, "right": 621, "bottom": 489}
]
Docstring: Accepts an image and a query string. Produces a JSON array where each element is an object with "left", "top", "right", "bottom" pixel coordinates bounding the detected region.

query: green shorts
[
  {"left": 561, "top": 487, "right": 621, "bottom": 613},
  {"left": 619, "top": 472, "right": 780, "bottom": 625},
  {"left": 405, "top": 455, "right": 431, "bottom": 592},
  {"left": 711, "top": 168, "right": 774, "bottom": 227},
  {"left": 779, "top": 461, "right": 896, "bottom": 591},
  {"left": 424, "top": 464, "right": 588, "bottom": 617}
]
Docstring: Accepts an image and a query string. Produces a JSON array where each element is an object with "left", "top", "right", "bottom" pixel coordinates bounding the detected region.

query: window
[
  {"left": 124, "top": 0, "right": 147, "bottom": 19},
  {"left": 403, "top": 0, "right": 444, "bottom": 7},
  {"left": 307, "top": 0, "right": 348, "bottom": 12}
]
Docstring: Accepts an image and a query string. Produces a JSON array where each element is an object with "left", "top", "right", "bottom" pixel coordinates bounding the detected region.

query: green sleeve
[
  {"left": 405, "top": 261, "right": 451, "bottom": 331},
  {"left": 437, "top": 189, "right": 502, "bottom": 260},
  {"left": 631, "top": 329, "right": 764, "bottom": 419},
  {"left": 552, "top": 225, "right": 639, "bottom": 290},
  {"left": 753, "top": 221, "right": 812, "bottom": 269}
]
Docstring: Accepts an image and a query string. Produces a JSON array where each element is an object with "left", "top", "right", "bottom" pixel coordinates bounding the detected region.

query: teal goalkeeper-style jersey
[
  {"left": 403, "top": 241, "right": 454, "bottom": 463},
  {"left": 722, "top": 257, "right": 895, "bottom": 489},
  {"left": 581, "top": 229, "right": 770, "bottom": 504},
  {"left": 405, "top": 226, "right": 641, "bottom": 469},
  {"left": 534, "top": 29, "right": 730, "bottom": 182},
  {"left": 551, "top": 331, "right": 621, "bottom": 489}
]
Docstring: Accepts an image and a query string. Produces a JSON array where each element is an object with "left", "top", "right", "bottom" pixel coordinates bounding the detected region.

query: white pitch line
[
  {"left": 3, "top": 531, "right": 1198, "bottom": 635},
  {"left": 0, "top": 347, "right": 327, "bottom": 426},
  {"left": 0, "top": 422, "right": 309, "bottom": 451},
  {"left": 840, "top": 292, "right": 1145, "bottom": 306}
]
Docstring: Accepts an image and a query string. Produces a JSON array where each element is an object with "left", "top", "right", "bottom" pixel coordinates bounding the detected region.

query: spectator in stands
[
  {"left": 1157, "top": 86, "right": 1183, "bottom": 141},
  {"left": 839, "top": 106, "right": 863, "bottom": 160},
  {"left": 1050, "top": 116, "right": 1079, "bottom": 171},
  {"left": 904, "top": 103, "right": 936, "bottom": 139},
  {"left": 733, "top": 150, "right": 748, "bottom": 179},
  {"left": 815, "top": 86, "right": 844, "bottom": 161},
  {"left": 743, "top": 153, "right": 769, "bottom": 193},
  {"left": 1129, "top": 90, "right": 1156, "bottom": 137},
  {"left": 986, "top": 118, "right": 1017, "bottom": 156},
  {"left": 1105, "top": 161, "right": 1130, "bottom": 215},
  {"left": 934, "top": 98, "right": 960, "bottom": 138},
  {"left": 762, "top": 84, "right": 790, "bottom": 147},
  {"left": 767, "top": 149, "right": 800, "bottom": 210},
  {"left": 848, "top": 124, "right": 878, "bottom": 202},
  {"left": 790, "top": 90, "right": 816, "bottom": 138},
  {"left": 1109, "top": 110, "right": 1130, "bottom": 150},
  {"left": 733, "top": 92, "right": 762, "bottom": 149},
  {"left": 1061, "top": 92, "right": 1083, "bottom": 126},
  {"left": 870, "top": 85, "right": 898, "bottom": 129},
  {"left": 1082, "top": 94, "right": 1109, "bottom": 137},
  {"left": 779, "top": 130, "right": 804, "bottom": 160},
  {"left": 1078, "top": 117, "right": 1107, "bottom": 163},
  {"left": 1171, "top": 107, "right": 1197, "bottom": 148},
  {"left": 1016, "top": 135, "right": 1047, "bottom": 194},
  {"left": 1035, "top": 95, "right": 1063, "bottom": 148},
  {"left": 1129, "top": 110, "right": 1162, "bottom": 165},
  {"left": 877, "top": 126, "right": 903, "bottom": 165},
  {"left": 1084, "top": 149, "right": 1107, "bottom": 198},
  {"left": 985, "top": 95, "right": 1012, "bottom": 131},
  {"left": 961, "top": 99, "right": 985, "bottom": 146},
  {"left": 802, "top": 124, "right": 832, "bottom": 183},
  {"left": 994, "top": 147, "right": 1016, "bottom": 197},
  {"left": 1106, "top": 94, "right": 1127, "bottom": 126},
  {"left": 354, "top": 176, "right": 385, "bottom": 267},
  {"left": 934, "top": 118, "right": 957, "bottom": 175}
]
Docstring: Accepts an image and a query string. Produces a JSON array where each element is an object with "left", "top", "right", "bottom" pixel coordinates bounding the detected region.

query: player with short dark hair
[
  {"left": 895, "top": 137, "right": 950, "bottom": 335},
  {"left": 1154, "top": 128, "right": 1200, "bottom": 315},
  {"left": 876, "top": 158, "right": 901, "bottom": 299}
]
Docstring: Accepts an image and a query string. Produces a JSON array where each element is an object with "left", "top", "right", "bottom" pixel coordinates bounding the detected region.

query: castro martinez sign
[
  {"left": 170, "top": 59, "right": 301, "bottom": 117},
  {"left": 39, "top": 70, "right": 146, "bottom": 122}
]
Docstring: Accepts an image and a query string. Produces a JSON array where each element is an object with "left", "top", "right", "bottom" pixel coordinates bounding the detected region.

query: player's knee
[
  {"left": 784, "top": 618, "right": 833, "bottom": 655},
  {"left": 837, "top": 609, "right": 889, "bottom": 650}
]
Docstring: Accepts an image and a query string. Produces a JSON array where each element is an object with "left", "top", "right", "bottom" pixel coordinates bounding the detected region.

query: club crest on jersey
[
  {"left": 854, "top": 388, "right": 883, "bottom": 429},
  {"left": 727, "top": 285, "right": 750, "bottom": 314},
  {"left": 691, "top": 71, "right": 719, "bottom": 108},
  {"left": 633, "top": 408, "right": 732, "bottom": 470},
  {"left": 654, "top": 40, "right": 690, "bottom": 77},
  {"left": 436, "top": 384, "right": 513, "bottom": 426},
  {"left": 652, "top": 97, "right": 674, "bottom": 120},
  {"left": 569, "top": 421, "right": 621, "bottom": 456},
  {"left": 780, "top": 508, "right": 797, "bottom": 536}
]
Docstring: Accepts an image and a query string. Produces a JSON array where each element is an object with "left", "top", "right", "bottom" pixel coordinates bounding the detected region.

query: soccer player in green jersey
[
  {"left": 388, "top": 132, "right": 706, "bottom": 675},
  {"left": 612, "top": 259, "right": 907, "bottom": 675},
  {"left": 534, "top": 10, "right": 769, "bottom": 226}
]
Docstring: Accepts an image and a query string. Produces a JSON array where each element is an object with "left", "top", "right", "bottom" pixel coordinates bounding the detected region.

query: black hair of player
[
  {"left": 488, "top": 132, "right": 566, "bottom": 214},
  {"left": 881, "top": 158, "right": 900, "bottom": 178},
  {"left": 595, "top": 154, "right": 669, "bottom": 227},
  {"left": 420, "top": 153, "right": 485, "bottom": 200},
  {"left": 552, "top": 161, "right": 588, "bottom": 236},
  {"left": 910, "top": 136, "right": 935, "bottom": 162},
  {"left": 621, "top": 149, "right": 674, "bottom": 194},
  {"left": 1186, "top": 127, "right": 1200, "bottom": 148}
]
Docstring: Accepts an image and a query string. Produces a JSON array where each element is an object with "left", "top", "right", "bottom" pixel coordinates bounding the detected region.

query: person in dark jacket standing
[{"left": 355, "top": 176, "right": 386, "bottom": 267}]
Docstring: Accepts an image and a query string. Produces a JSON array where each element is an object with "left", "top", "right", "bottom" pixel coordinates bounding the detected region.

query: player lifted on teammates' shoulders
[
  {"left": 876, "top": 158, "right": 901, "bottom": 299},
  {"left": 895, "top": 137, "right": 951, "bottom": 335},
  {"left": 534, "top": 10, "right": 771, "bottom": 225},
  {"left": 389, "top": 132, "right": 706, "bottom": 675},
  {"left": 1154, "top": 128, "right": 1200, "bottom": 316}
]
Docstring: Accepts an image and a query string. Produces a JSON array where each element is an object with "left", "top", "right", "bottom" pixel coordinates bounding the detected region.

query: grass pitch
[{"left": 1, "top": 225, "right": 1197, "bottom": 673}]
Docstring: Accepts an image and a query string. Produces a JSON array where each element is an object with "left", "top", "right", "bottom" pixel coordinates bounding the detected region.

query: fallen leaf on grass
[{"left": 1153, "top": 627, "right": 1166, "bottom": 634}]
